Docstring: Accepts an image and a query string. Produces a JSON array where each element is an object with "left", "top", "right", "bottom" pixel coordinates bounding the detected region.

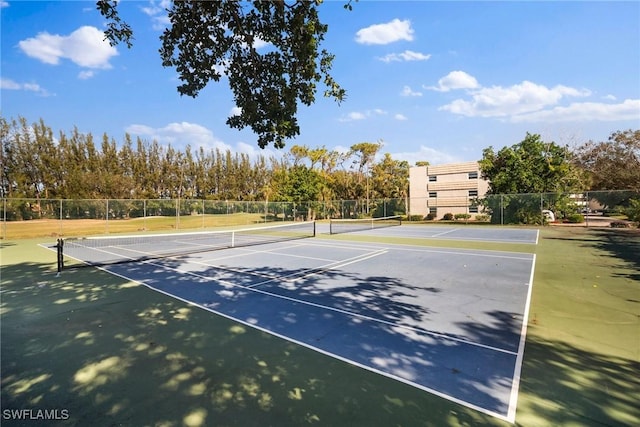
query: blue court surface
[
  {"left": 76, "top": 234, "right": 536, "bottom": 422},
  {"left": 321, "top": 222, "right": 539, "bottom": 244}
]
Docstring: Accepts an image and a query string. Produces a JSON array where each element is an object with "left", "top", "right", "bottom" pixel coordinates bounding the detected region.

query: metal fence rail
[
  {"left": 1, "top": 197, "right": 409, "bottom": 239},
  {"left": 2, "top": 190, "right": 638, "bottom": 239}
]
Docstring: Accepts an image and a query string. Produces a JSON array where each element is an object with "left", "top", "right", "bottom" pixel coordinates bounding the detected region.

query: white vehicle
[{"left": 542, "top": 210, "right": 555, "bottom": 222}]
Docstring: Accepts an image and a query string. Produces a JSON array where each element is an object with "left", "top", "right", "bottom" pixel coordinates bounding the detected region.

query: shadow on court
[
  {"left": 1, "top": 257, "right": 510, "bottom": 426},
  {"left": 2, "top": 232, "right": 638, "bottom": 426},
  {"left": 518, "top": 337, "right": 640, "bottom": 427},
  {"left": 99, "top": 247, "right": 531, "bottom": 418}
]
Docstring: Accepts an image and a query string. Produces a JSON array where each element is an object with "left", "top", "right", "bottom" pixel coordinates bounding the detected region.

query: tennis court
[
  {"left": 323, "top": 216, "right": 539, "bottom": 244},
  {"left": 55, "top": 221, "right": 536, "bottom": 422}
]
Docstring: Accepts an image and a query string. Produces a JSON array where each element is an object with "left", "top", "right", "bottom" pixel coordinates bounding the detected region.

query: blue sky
[{"left": 2, "top": 1, "right": 639, "bottom": 165}]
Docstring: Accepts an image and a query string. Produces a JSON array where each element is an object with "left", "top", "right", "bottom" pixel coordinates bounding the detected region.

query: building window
[
  {"left": 429, "top": 175, "right": 437, "bottom": 182},
  {"left": 429, "top": 192, "right": 437, "bottom": 198},
  {"left": 469, "top": 206, "right": 479, "bottom": 213},
  {"left": 468, "top": 190, "right": 478, "bottom": 197},
  {"left": 468, "top": 171, "right": 478, "bottom": 179},
  {"left": 429, "top": 207, "right": 437, "bottom": 214}
]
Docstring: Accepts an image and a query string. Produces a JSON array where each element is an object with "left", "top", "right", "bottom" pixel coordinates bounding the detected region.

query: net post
[
  {"left": 313, "top": 221, "right": 316, "bottom": 237},
  {"left": 56, "top": 238, "right": 64, "bottom": 275}
]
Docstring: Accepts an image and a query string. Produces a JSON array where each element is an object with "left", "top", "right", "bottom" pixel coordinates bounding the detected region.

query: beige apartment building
[{"left": 409, "top": 161, "right": 490, "bottom": 219}]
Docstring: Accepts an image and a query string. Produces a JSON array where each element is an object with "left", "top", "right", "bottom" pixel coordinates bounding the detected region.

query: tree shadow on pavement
[{"left": 1, "top": 259, "right": 509, "bottom": 427}]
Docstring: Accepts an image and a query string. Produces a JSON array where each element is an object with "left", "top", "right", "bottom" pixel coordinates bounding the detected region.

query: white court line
[
  {"left": 286, "top": 248, "right": 388, "bottom": 283},
  {"left": 429, "top": 228, "right": 459, "bottom": 237},
  {"left": 52, "top": 243, "right": 523, "bottom": 357},
  {"left": 49, "top": 237, "right": 521, "bottom": 358},
  {"left": 246, "top": 248, "right": 388, "bottom": 288},
  {"left": 314, "top": 239, "right": 535, "bottom": 261},
  {"left": 391, "top": 246, "right": 534, "bottom": 261},
  {"left": 315, "top": 236, "right": 536, "bottom": 260},
  {"left": 74, "top": 262, "right": 515, "bottom": 423},
  {"left": 368, "top": 225, "right": 539, "bottom": 244},
  {"left": 46, "top": 242, "right": 524, "bottom": 423},
  {"left": 200, "top": 242, "right": 339, "bottom": 264},
  {"left": 113, "top": 254, "right": 519, "bottom": 357},
  {"left": 506, "top": 253, "right": 537, "bottom": 423}
]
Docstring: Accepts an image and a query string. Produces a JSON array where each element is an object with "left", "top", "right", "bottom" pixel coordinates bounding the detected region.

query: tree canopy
[
  {"left": 572, "top": 129, "right": 640, "bottom": 192},
  {"left": 97, "top": 0, "right": 346, "bottom": 149},
  {"left": 479, "top": 132, "right": 582, "bottom": 195},
  {"left": 0, "top": 116, "right": 407, "bottom": 212},
  {"left": 478, "top": 133, "right": 584, "bottom": 224}
]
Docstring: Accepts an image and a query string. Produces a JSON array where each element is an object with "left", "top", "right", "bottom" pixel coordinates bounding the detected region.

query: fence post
[
  {"left": 106, "top": 199, "right": 109, "bottom": 234},
  {"left": 175, "top": 198, "right": 179, "bottom": 230},
  {"left": 585, "top": 191, "right": 589, "bottom": 228},
  {"left": 2, "top": 198, "right": 6, "bottom": 239},
  {"left": 500, "top": 194, "right": 504, "bottom": 225},
  {"left": 59, "top": 199, "right": 63, "bottom": 236}
]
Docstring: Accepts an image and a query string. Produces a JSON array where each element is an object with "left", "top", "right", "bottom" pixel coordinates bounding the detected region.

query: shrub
[
  {"left": 424, "top": 213, "right": 436, "bottom": 221},
  {"left": 454, "top": 213, "right": 471, "bottom": 221},
  {"left": 624, "top": 198, "right": 640, "bottom": 222},
  {"left": 610, "top": 220, "right": 631, "bottom": 228},
  {"left": 474, "top": 214, "right": 490, "bottom": 222},
  {"left": 566, "top": 213, "right": 585, "bottom": 223},
  {"left": 408, "top": 215, "right": 423, "bottom": 221},
  {"left": 442, "top": 213, "right": 454, "bottom": 221}
]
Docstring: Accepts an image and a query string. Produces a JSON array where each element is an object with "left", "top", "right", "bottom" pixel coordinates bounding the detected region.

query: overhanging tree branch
[{"left": 97, "top": 0, "right": 347, "bottom": 149}]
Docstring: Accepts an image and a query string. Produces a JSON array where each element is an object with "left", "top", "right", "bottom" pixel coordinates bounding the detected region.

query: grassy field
[
  {"left": 1, "top": 226, "right": 638, "bottom": 426},
  {"left": 1, "top": 213, "right": 275, "bottom": 240}
]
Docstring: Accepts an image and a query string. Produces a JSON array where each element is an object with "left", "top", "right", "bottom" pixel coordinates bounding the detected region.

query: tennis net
[
  {"left": 57, "top": 221, "right": 316, "bottom": 271},
  {"left": 329, "top": 215, "right": 402, "bottom": 235}
]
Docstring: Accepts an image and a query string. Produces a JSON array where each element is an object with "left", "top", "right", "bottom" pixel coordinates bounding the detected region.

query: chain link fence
[
  {"left": 478, "top": 190, "right": 640, "bottom": 226},
  {"left": 0, "top": 197, "right": 409, "bottom": 239},
  {"left": 2, "top": 191, "right": 638, "bottom": 239}
]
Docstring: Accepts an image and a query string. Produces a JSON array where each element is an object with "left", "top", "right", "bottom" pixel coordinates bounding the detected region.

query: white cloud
[
  {"left": 125, "top": 122, "right": 231, "bottom": 151},
  {"left": 394, "top": 114, "right": 408, "bottom": 121},
  {"left": 339, "top": 109, "right": 387, "bottom": 122},
  {"left": 18, "top": 26, "right": 118, "bottom": 69},
  {"left": 141, "top": 0, "right": 171, "bottom": 31},
  {"left": 339, "top": 112, "right": 367, "bottom": 122},
  {"left": 1, "top": 78, "right": 20, "bottom": 90},
  {"left": 391, "top": 145, "right": 460, "bottom": 166},
  {"left": 1, "top": 1, "right": 9, "bottom": 8},
  {"left": 401, "top": 85, "right": 422, "bottom": 97},
  {"left": 378, "top": 50, "right": 431, "bottom": 63},
  {"left": 235, "top": 141, "right": 281, "bottom": 161},
  {"left": 78, "top": 70, "right": 95, "bottom": 80},
  {"left": 440, "top": 80, "right": 591, "bottom": 118},
  {"left": 1, "top": 78, "right": 52, "bottom": 96},
  {"left": 151, "top": 14, "right": 171, "bottom": 30},
  {"left": 426, "top": 71, "right": 479, "bottom": 92},
  {"left": 511, "top": 99, "right": 640, "bottom": 123},
  {"left": 355, "top": 19, "right": 414, "bottom": 45},
  {"left": 125, "top": 121, "right": 281, "bottom": 160},
  {"left": 229, "top": 106, "right": 242, "bottom": 116},
  {"left": 603, "top": 94, "right": 617, "bottom": 101},
  {"left": 252, "top": 37, "right": 270, "bottom": 50}
]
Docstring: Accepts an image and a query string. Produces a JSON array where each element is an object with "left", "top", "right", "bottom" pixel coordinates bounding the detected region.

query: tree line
[
  {"left": 2, "top": 115, "right": 637, "bottom": 217},
  {"left": 478, "top": 130, "right": 640, "bottom": 224},
  {"left": 0, "top": 116, "right": 409, "bottom": 206}
]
